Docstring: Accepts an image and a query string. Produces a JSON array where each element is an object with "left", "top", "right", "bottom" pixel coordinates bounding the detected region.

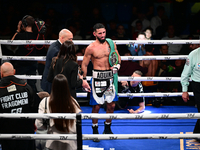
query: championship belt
[{"left": 106, "top": 38, "right": 119, "bottom": 95}]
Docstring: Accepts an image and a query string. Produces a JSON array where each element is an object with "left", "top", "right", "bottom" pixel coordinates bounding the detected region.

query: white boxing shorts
[{"left": 89, "top": 69, "right": 118, "bottom": 105}]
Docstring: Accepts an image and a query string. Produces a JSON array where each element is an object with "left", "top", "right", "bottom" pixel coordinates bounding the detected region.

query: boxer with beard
[{"left": 81, "top": 23, "right": 121, "bottom": 142}]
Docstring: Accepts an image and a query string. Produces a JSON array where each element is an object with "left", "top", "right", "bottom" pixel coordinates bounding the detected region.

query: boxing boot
[
  {"left": 92, "top": 125, "right": 100, "bottom": 142},
  {"left": 103, "top": 121, "right": 113, "bottom": 134}
]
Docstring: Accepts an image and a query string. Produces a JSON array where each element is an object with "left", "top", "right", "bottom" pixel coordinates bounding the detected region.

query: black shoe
[
  {"left": 92, "top": 126, "right": 100, "bottom": 142},
  {"left": 103, "top": 122, "right": 113, "bottom": 134}
]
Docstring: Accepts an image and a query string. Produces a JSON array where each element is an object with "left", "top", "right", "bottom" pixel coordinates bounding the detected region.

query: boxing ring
[{"left": 0, "top": 39, "right": 200, "bottom": 150}]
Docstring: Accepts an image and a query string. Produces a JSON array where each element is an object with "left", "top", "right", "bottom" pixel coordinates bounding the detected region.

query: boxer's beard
[{"left": 97, "top": 37, "right": 106, "bottom": 43}]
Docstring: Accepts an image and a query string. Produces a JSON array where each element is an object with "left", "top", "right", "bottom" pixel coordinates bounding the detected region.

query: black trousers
[{"left": 191, "top": 81, "right": 200, "bottom": 133}]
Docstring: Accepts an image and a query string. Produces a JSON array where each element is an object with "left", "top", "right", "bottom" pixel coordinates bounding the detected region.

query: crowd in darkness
[
  {"left": 0, "top": 0, "right": 200, "bottom": 106},
  {"left": 0, "top": 1, "right": 200, "bottom": 41}
]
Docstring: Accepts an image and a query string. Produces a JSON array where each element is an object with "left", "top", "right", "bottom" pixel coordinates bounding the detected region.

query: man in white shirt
[{"left": 161, "top": 24, "right": 182, "bottom": 54}]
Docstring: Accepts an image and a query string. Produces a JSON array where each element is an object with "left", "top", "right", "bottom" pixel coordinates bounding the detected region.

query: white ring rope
[
  {"left": 0, "top": 133, "right": 199, "bottom": 140},
  {"left": 1, "top": 55, "right": 188, "bottom": 61},
  {"left": 120, "top": 55, "right": 188, "bottom": 61},
  {"left": 77, "top": 92, "right": 194, "bottom": 98},
  {"left": 15, "top": 75, "right": 189, "bottom": 82},
  {"left": 81, "top": 113, "right": 198, "bottom": 119},
  {"left": 0, "top": 113, "right": 76, "bottom": 119},
  {"left": 118, "top": 92, "right": 194, "bottom": 97},
  {"left": 0, "top": 112, "right": 198, "bottom": 119},
  {"left": 2, "top": 56, "right": 46, "bottom": 61},
  {"left": 15, "top": 75, "right": 42, "bottom": 80},
  {"left": 0, "top": 39, "right": 200, "bottom": 45},
  {"left": 83, "top": 134, "right": 200, "bottom": 140},
  {"left": 119, "top": 76, "right": 188, "bottom": 81},
  {"left": 0, "top": 134, "right": 76, "bottom": 140}
]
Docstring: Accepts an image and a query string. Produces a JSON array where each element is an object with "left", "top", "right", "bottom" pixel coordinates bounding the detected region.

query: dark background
[{"left": 0, "top": 0, "right": 200, "bottom": 40}]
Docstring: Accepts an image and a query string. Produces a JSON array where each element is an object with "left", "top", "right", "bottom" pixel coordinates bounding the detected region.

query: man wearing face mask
[{"left": 116, "top": 70, "right": 145, "bottom": 113}]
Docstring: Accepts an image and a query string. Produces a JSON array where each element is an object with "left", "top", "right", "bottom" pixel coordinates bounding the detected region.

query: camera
[
  {"left": 35, "top": 18, "right": 46, "bottom": 34},
  {"left": 20, "top": 15, "right": 46, "bottom": 35}
]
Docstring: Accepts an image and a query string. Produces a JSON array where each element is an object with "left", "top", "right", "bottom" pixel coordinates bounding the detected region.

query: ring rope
[
  {"left": 118, "top": 92, "right": 193, "bottom": 97},
  {"left": 81, "top": 113, "right": 198, "bottom": 119},
  {"left": 77, "top": 92, "right": 193, "bottom": 98},
  {"left": 0, "top": 112, "right": 198, "bottom": 119},
  {"left": 14, "top": 75, "right": 190, "bottom": 82},
  {"left": 0, "top": 39, "right": 200, "bottom": 45},
  {"left": 15, "top": 75, "right": 42, "bottom": 80},
  {"left": 0, "top": 113, "right": 76, "bottom": 119},
  {"left": 2, "top": 56, "right": 46, "bottom": 61},
  {"left": 14, "top": 75, "right": 184, "bottom": 81},
  {"left": 119, "top": 76, "right": 188, "bottom": 81},
  {"left": 1, "top": 55, "right": 188, "bottom": 61},
  {"left": 0, "top": 134, "right": 76, "bottom": 140},
  {"left": 83, "top": 134, "right": 200, "bottom": 140},
  {"left": 0, "top": 133, "right": 199, "bottom": 140}
]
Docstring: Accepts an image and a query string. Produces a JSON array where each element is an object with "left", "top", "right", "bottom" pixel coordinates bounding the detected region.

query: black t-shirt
[
  {"left": 14, "top": 32, "right": 37, "bottom": 56},
  {"left": 13, "top": 32, "right": 38, "bottom": 66}
]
